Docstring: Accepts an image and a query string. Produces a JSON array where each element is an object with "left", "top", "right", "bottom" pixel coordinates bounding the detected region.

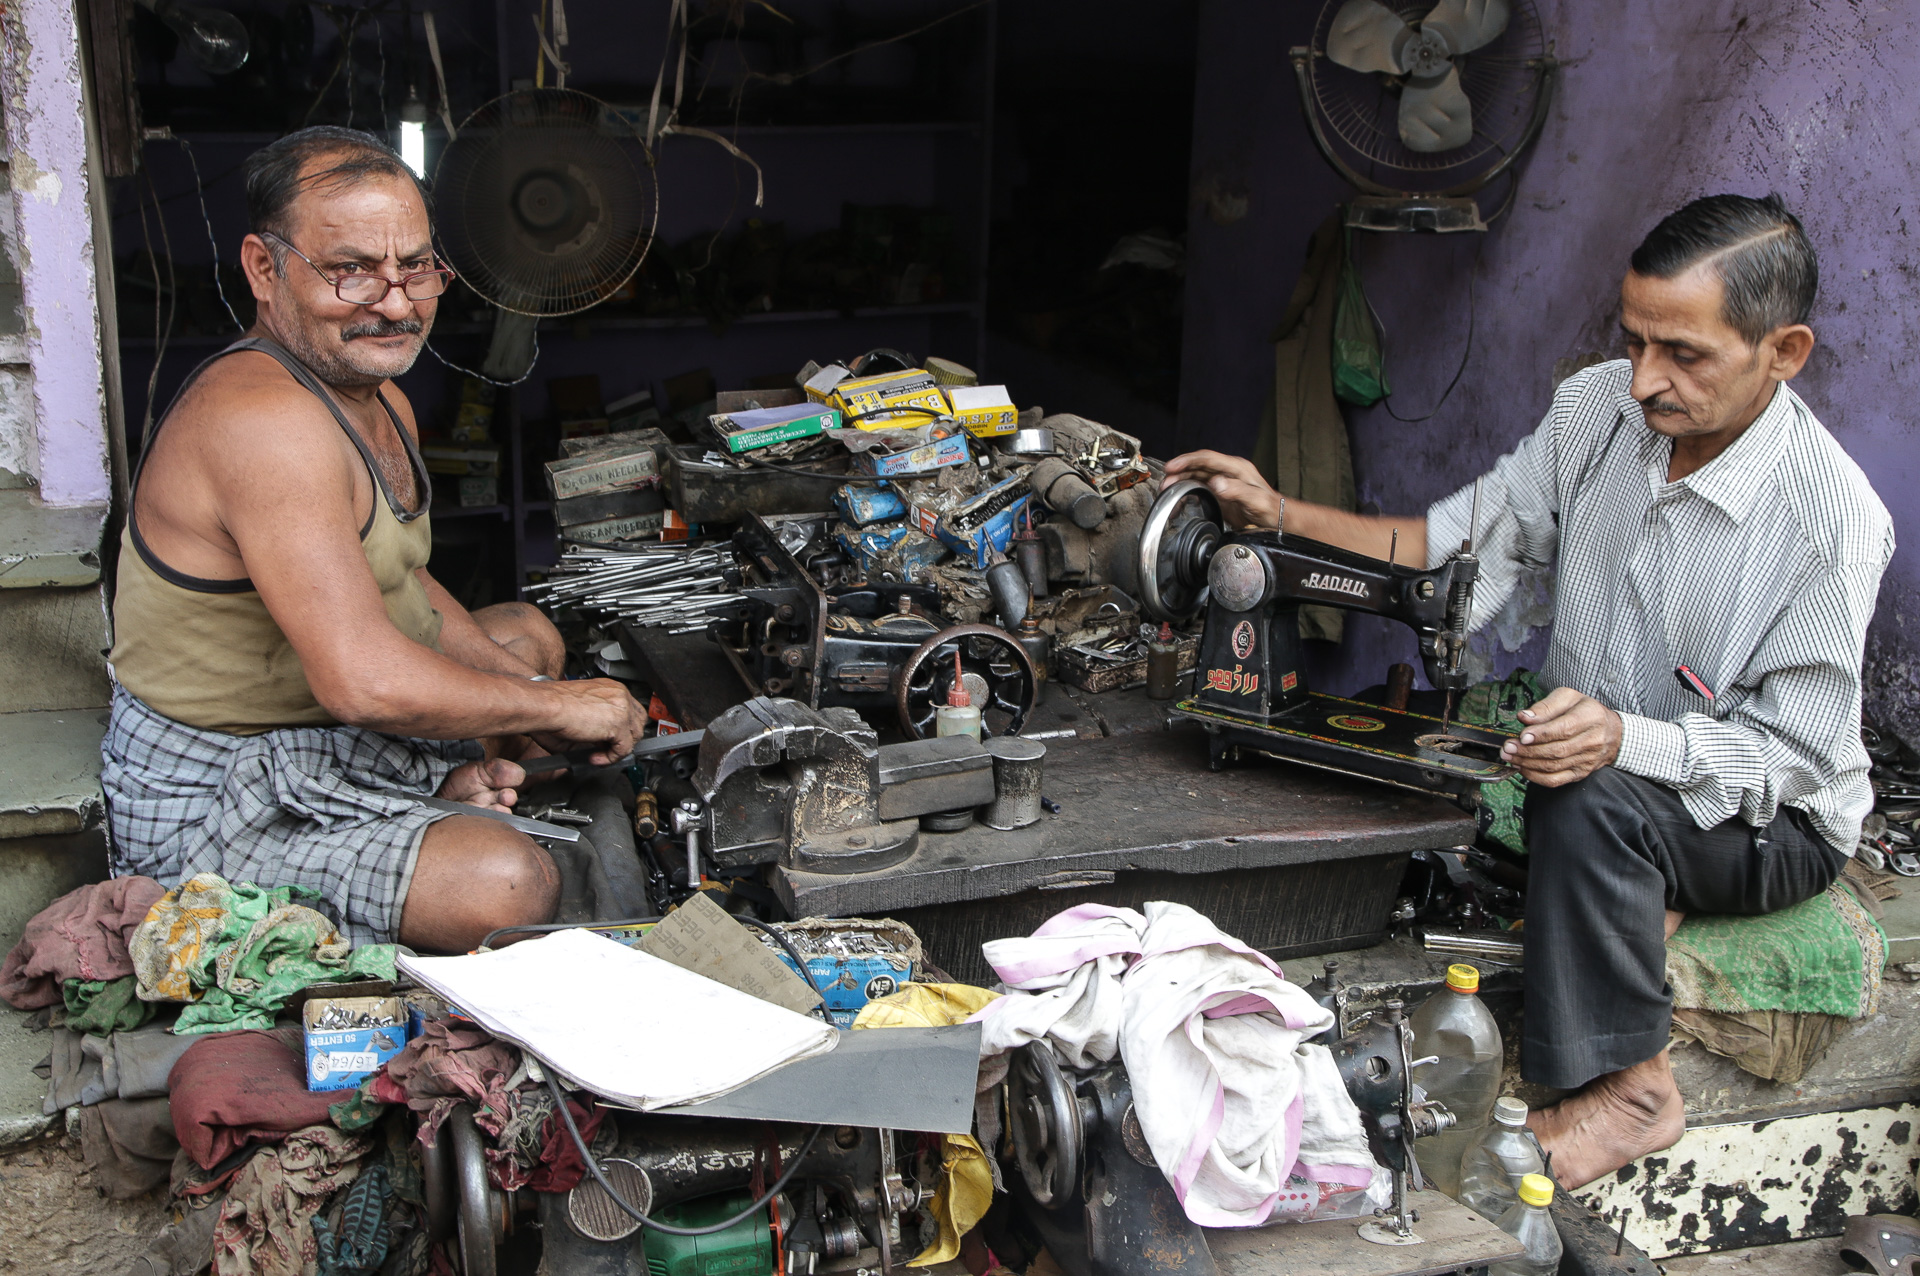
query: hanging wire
[
  {"left": 169, "top": 136, "right": 245, "bottom": 334},
  {"left": 1360, "top": 234, "right": 1482, "bottom": 424},
  {"left": 374, "top": 11, "right": 390, "bottom": 133},
  {"left": 423, "top": 327, "right": 542, "bottom": 386},
  {"left": 135, "top": 168, "right": 177, "bottom": 440}
]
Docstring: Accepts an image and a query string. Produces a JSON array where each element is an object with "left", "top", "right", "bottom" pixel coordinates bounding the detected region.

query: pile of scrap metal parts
[
  {"left": 1000, "top": 995, "right": 1455, "bottom": 1276},
  {"left": 425, "top": 1104, "right": 935, "bottom": 1276}
]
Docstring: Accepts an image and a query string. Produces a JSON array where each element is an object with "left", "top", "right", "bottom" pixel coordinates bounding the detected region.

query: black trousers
[{"left": 1520, "top": 766, "right": 1847, "bottom": 1090}]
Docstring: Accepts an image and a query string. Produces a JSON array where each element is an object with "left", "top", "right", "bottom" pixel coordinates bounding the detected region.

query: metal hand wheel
[{"left": 895, "top": 623, "right": 1038, "bottom": 740}]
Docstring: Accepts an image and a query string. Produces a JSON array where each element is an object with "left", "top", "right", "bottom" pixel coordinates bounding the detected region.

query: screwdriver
[{"left": 517, "top": 729, "right": 706, "bottom": 780}]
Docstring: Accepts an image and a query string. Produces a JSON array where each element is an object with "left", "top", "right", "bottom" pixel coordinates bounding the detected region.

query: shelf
[{"left": 430, "top": 504, "right": 511, "bottom": 521}]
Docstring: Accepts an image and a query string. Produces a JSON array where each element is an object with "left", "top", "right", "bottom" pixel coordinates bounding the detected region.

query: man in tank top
[{"left": 102, "top": 127, "right": 648, "bottom": 953}]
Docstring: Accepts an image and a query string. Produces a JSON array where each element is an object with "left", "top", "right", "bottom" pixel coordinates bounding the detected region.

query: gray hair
[
  {"left": 243, "top": 126, "right": 431, "bottom": 273},
  {"left": 1629, "top": 194, "right": 1817, "bottom": 346}
]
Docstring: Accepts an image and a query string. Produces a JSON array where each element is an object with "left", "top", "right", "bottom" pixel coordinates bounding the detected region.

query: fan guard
[
  {"left": 433, "top": 89, "right": 658, "bottom": 318},
  {"left": 1292, "top": 0, "right": 1553, "bottom": 206}
]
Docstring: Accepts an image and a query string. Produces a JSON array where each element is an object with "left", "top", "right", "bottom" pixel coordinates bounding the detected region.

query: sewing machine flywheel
[
  {"left": 1139, "top": 479, "right": 1222, "bottom": 623},
  {"left": 1007, "top": 1041, "right": 1085, "bottom": 1209},
  {"left": 896, "top": 624, "right": 1039, "bottom": 740}
]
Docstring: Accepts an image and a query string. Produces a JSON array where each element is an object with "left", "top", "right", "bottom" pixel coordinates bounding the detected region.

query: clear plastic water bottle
[
  {"left": 1409, "top": 963, "right": 1503, "bottom": 1197},
  {"left": 1458, "top": 1096, "right": 1545, "bottom": 1221},
  {"left": 1488, "top": 1174, "right": 1562, "bottom": 1275}
]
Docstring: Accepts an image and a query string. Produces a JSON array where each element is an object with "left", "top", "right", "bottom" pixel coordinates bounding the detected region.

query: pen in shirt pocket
[{"left": 1674, "top": 665, "right": 1714, "bottom": 702}]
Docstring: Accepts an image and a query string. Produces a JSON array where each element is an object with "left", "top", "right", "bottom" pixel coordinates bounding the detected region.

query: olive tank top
[{"left": 109, "top": 337, "right": 443, "bottom": 735}]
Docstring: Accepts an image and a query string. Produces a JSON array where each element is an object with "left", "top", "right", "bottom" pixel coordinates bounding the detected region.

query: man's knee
[
  {"left": 1526, "top": 765, "right": 1640, "bottom": 845},
  {"left": 470, "top": 834, "right": 562, "bottom": 925},
  {"left": 473, "top": 601, "right": 566, "bottom": 678},
  {"left": 403, "top": 818, "right": 560, "bottom": 950}
]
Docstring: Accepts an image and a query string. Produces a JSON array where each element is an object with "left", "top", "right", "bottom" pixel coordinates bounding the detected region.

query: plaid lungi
[{"left": 100, "top": 685, "right": 482, "bottom": 945}]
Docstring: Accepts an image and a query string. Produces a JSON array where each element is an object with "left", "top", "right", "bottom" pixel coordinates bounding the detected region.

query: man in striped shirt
[{"left": 1166, "top": 194, "right": 1893, "bottom": 1187}]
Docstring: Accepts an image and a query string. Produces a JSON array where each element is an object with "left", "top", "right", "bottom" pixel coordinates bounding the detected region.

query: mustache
[
  {"left": 340, "top": 317, "right": 424, "bottom": 340},
  {"left": 1641, "top": 398, "right": 1687, "bottom": 416}
]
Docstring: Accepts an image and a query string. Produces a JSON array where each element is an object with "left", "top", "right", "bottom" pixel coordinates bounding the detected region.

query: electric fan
[
  {"left": 432, "top": 88, "right": 658, "bottom": 317},
  {"left": 1291, "top": 0, "right": 1556, "bottom": 231}
]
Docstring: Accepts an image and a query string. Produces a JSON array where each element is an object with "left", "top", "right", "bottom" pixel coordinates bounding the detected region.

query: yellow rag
[{"left": 853, "top": 983, "right": 1000, "bottom": 1266}]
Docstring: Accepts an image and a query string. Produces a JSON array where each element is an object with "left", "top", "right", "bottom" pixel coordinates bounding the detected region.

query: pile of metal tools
[{"left": 527, "top": 543, "right": 746, "bottom": 633}]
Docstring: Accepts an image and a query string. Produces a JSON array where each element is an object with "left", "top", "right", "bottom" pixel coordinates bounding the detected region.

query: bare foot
[
  {"left": 1664, "top": 909, "right": 1686, "bottom": 940},
  {"left": 1527, "top": 1050, "right": 1685, "bottom": 1189}
]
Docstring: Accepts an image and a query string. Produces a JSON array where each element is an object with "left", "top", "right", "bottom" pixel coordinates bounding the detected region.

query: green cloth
[
  {"left": 1668, "top": 885, "right": 1887, "bottom": 1019},
  {"left": 1456, "top": 669, "right": 1544, "bottom": 856},
  {"left": 134, "top": 873, "right": 397, "bottom": 1035},
  {"left": 62, "top": 976, "right": 156, "bottom": 1035},
  {"left": 329, "top": 1079, "right": 389, "bottom": 1133}
]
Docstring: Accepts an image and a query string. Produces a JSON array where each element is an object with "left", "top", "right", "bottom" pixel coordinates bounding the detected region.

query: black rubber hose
[
  {"left": 731, "top": 915, "right": 827, "bottom": 1003},
  {"left": 545, "top": 1072, "right": 823, "bottom": 1236}
]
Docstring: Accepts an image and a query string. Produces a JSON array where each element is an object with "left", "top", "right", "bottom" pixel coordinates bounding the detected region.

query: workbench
[{"left": 620, "top": 625, "right": 1476, "bottom": 984}]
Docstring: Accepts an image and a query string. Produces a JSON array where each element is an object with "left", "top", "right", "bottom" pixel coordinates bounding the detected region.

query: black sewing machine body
[{"left": 1140, "top": 483, "right": 1514, "bottom": 799}]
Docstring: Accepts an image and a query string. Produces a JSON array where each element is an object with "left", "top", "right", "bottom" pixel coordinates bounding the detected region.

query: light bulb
[
  {"left": 141, "top": 0, "right": 249, "bottom": 75},
  {"left": 399, "top": 93, "right": 428, "bottom": 178}
]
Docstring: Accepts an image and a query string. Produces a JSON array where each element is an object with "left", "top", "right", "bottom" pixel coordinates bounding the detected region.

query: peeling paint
[{"left": 1576, "top": 1103, "right": 1920, "bottom": 1258}]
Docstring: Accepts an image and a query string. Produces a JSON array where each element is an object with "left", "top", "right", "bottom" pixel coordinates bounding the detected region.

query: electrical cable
[
  {"left": 1360, "top": 236, "right": 1482, "bottom": 424},
  {"left": 169, "top": 136, "right": 244, "bottom": 334},
  {"left": 545, "top": 1071, "right": 824, "bottom": 1236},
  {"left": 731, "top": 914, "right": 828, "bottom": 1011},
  {"left": 422, "top": 326, "right": 541, "bottom": 386}
]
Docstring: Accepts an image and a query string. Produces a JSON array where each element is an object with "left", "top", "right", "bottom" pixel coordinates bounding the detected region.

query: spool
[{"left": 980, "top": 736, "right": 1047, "bottom": 830}]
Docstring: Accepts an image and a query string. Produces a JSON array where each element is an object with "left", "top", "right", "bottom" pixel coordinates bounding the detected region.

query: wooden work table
[{"left": 620, "top": 624, "right": 1475, "bottom": 983}]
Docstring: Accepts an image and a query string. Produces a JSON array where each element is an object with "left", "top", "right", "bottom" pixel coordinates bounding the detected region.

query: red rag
[
  {"left": 167, "top": 1028, "right": 342, "bottom": 1170},
  {"left": 0, "top": 876, "right": 167, "bottom": 1009}
]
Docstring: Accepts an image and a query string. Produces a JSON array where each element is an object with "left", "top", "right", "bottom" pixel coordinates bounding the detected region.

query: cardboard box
[
  {"left": 851, "top": 431, "right": 970, "bottom": 477},
  {"left": 568, "top": 509, "right": 668, "bottom": 542},
  {"left": 304, "top": 995, "right": 409, "bottom": 1092},
  {"left": 555, "top": 483, "right": 665, "bottom": 529},
  {"left": 607, "top": 388, "right": 662, "bottom": 432},
  {"left": 801, "top": 362, "right": 851, "bottom": 404},
  {"left": 909, "top": 474, "right": 1032, "bottom": 568},
  {"left": 458, "top": 475, "right": 498, "bottom": 508},
  {"left": 833, "top": 482, "right": 907, "bottom": 527},
  {"left": 836, "top": 522, "right": 948, "bottom": 578},
  {"left": 829, "top": 369, "right": 948, "bottom": 428},
  {"left": 421, "top": 445, "right": 499, "bottom": 476},
  {"left": 451, "top": 401, "right": 494, "bottom": 443},
  {"left": 560, "top": 426, "right": 670, "bottom": 460},
  {"left": 545, "top": 441, "right": 661, "bottom": 500},
  {"left": 944, "top": 385, "right": 1018, "bottom": 437},
  {"left": 710, "top": 403, "right": 839, "bottom": 454}
]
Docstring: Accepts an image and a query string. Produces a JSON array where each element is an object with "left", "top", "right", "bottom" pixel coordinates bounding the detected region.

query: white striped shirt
[{"left": 1427, "top": 361, "right": 1894, "bottom": 853}]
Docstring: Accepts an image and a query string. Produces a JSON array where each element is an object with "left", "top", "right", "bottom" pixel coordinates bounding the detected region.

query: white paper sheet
[{"left": 396, "top": 928, "right": 839, "bottom": 1109}]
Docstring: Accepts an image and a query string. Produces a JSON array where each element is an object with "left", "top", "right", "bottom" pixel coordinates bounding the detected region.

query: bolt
[
  {"left": 782, "top": 647, "right": 806, "bottom": 667},
  {"left": 1233, "top": 545, "right": 1250, "bottom": 558},
  {"left": 847, "top": 836, "right": 868, "bottom": 848}
]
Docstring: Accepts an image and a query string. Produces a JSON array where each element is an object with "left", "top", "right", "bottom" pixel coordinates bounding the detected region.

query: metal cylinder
[
  {"left": 1016, "top": 617, "right": 1051, "bottom": 706},
  {"left": 986, "top": 559, "right": 1030, "bottom": 630},
  {"left": 980, "top": 736, "right": 1047, "bottom": 830},
  {"left": 1385, "top": 662, "right": 1415, "bottom": 711},
  {"left": 1031, "top": 457, "right": 1106, "bottom": 529},
  {"left": 1015, "top": 535, "right": 1049, "bottom": 599},
  {"left": 1146, "top": 640, "right": 1182, "bottom": 701}
]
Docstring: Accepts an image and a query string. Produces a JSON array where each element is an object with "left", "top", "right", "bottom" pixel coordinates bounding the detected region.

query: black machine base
[{"left": 1174, "top": 691, "right": 1515, "bottom": 801}]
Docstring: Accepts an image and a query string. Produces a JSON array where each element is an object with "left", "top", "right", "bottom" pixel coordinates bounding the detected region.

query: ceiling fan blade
[
  {"left": 1326, "top": 0, "right": 1412, "bottom": 74},
  {"left": 1420, "top": 0, "right": 1510, "bottom": 55},
  {"left": 1399, "top": 64, "right": 1474, "bottom": 151}
]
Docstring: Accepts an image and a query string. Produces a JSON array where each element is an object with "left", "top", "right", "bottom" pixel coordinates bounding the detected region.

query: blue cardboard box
[
  {"left": 772, "top": 951, "right": 916, "bottom": 1029},
  {"left": 833, "top": 482, "right": 907, "bottom": 526},
  {"left": 305, "top": 995, "right": 410, "bottom": 1092},
  {"left": 909, "top": 474, "right": 1032, "bottom": 569}
]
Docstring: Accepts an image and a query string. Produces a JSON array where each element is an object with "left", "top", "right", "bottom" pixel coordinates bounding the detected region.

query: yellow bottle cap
[
  {"left": 1445, "top": 963, "right": 1481, "bottom": 993},
  {"left": 1518, "top": 1174, "right": 1555, "bottom": 1207}
]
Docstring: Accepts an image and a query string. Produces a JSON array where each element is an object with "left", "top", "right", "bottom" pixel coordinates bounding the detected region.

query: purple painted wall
[{"left": 1180, "top": 0, "right": 1920, "bottom": 740}]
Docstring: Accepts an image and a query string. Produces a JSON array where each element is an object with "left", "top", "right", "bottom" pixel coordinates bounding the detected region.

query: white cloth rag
[{"left": 972, "top": 901, "right": 1385, "bottom": 1227}]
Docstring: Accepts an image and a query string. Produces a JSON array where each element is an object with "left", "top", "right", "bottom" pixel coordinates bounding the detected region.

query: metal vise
[{"left": 689, "top": 697, "right": 995, "bottom": 875}]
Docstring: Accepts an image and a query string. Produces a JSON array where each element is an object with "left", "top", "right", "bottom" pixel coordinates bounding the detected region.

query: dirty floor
[
  {"left": 1660, "top": 1235, "right": 1846, "bottom": 1272},
  {"left": 0, "top": 1133, "right": 171, "bottom": 1275}
]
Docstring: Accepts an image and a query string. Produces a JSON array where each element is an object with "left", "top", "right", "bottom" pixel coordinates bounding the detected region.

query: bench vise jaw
[{"left": 692, "top": 696, "right": 995, "bottom": 875}]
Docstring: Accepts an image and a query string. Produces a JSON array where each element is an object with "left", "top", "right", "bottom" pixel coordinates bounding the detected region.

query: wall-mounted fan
[
  {"left": 1290, "top": 0, "right": 1556, "bottom": 232},
  {"left": 433, "top": 88, "right": 658, "bottom": 317}
]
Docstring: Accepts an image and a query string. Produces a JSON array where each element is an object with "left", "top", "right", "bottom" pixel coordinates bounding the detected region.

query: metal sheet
[
  {"left": 1575, "top": 1102, "right": 1920, "bottom": 1258},
  {"left": 659, "top": 1023, "right": 982, "bottom": 1135}
]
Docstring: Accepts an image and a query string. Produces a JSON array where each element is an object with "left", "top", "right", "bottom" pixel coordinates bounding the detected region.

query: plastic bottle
[
  {"left": 1488, "top": 1174, "right": 1562, "bottom": 1275},
  {"left": 1458, "top": 1096, "right": 1545, "bottom": 1221},
  {"left": 935, "top": 650, "right": 983, "bottom": 741},
  {"left": 1409, "top": 963, "right": 1503, "bottom": 1197},
  {"left": 1146, "top": 622, "right": 1182, "bottom": 700}
]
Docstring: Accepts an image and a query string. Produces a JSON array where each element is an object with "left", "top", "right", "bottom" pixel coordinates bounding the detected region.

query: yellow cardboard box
[
  {"left": 830, "top": 369, "right": 949, "bottom": 429},
  {"left": 944, "top": 384, "right": 1018, "bottom": 438}
]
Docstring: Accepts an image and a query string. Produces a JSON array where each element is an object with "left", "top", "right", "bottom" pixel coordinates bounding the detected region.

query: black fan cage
[{"left": 434, "top": 89, "right": 658, "bottom": 317}]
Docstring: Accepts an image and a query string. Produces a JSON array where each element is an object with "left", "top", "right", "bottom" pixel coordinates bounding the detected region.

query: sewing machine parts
[{"left": 1137, "top": 481, "right": 1515, "bottom": 799}]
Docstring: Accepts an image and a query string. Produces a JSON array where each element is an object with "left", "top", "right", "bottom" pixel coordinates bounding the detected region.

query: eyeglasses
[{"left": 259, "top": 231, "right": 455, "bottom": 306}]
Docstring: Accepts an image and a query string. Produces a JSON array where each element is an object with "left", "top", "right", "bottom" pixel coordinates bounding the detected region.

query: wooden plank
[{"left": 1205, "top": 1191, "right": 1524, "bottom": 1276}]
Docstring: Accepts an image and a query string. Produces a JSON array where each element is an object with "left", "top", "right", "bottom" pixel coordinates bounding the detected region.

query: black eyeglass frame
[{"left": 258, "top": 230, "right": 456, "bottom": 306}]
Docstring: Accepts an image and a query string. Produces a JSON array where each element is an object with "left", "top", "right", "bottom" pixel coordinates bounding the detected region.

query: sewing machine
[{"left": 1137, "top": 480, "right": 1515, "bottom": 800}]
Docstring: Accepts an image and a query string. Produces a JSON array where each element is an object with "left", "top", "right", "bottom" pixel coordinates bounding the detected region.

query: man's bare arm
[
  {"left": 203, "top": 385, "right": 643, "bottom": 758},
  {"left": 416, "top": 569, "right": 541, "bottom": 678},
  {"left": 1161, "top": 450, "right": 1425, "bottom": 564}
]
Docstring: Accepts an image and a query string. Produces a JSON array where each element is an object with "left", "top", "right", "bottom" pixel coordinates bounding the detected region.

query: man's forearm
[
  {"left": 418, "top": 570, "right": 537, "bottom": 677},
  {"left": 1282, "top": 500, "right": 1427, "bottom": 565}
]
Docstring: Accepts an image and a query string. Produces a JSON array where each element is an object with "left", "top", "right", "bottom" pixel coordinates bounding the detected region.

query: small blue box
[
  {"left": 837, "top": 523, "right": 948, "bottom": 578},
  {"left": 304, "top": 995, "right": 410, "bottom": 1092},
  {"left": 834, "top": 482, "right": 907, "bottom": 526},
  {"left": 773, "top": 952, "right": 916, "bottom": 1029},
  {"left": 852, "top": 432, "right": 970, "bottom": 478}
]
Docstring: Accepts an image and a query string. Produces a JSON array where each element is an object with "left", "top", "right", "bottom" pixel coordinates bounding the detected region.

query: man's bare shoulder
[{"left": 163, "top": 350, "right": 359, "bottom": 476}]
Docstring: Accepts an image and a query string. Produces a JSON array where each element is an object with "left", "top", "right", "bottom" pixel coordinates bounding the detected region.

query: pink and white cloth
[{"left": 971, "top": 901, "right": 1386, "bottom": 1227}]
